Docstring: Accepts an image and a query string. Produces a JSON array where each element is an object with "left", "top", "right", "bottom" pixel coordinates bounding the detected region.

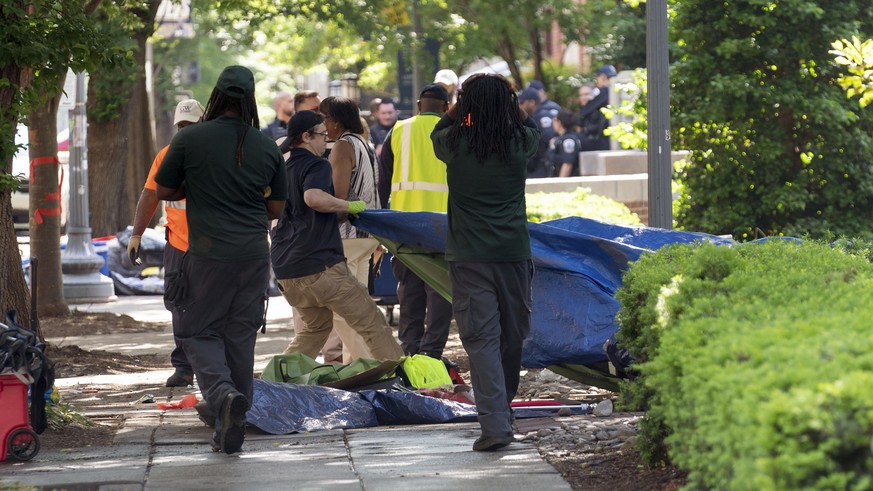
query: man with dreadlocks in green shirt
[
  {"left": 155, "top": 65, "right": 287, "bottom": 455},
  {"left": 431, "top": 73, "right": 539, "bottom": 452}
]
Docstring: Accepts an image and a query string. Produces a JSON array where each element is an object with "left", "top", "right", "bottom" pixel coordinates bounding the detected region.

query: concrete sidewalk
[
  {"left": 0, "top": 296, "right": 572, "bottom": 490},
  {"left": 46, "top": 295, "right": 299, "bottom": 371},
  {"left": 1, "top": 408, "right": 570, "bottom": 490}
]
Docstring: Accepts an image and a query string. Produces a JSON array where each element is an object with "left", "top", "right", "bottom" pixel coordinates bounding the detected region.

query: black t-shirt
[
  {"left": 262, "top": 118, "right": 287, "bottom": 140},
  {"left": 270, "top": 148, "right": 345, "bottom": 279},
  {"left": 369, "top": 122, "right": 393, "bottom": 146}
]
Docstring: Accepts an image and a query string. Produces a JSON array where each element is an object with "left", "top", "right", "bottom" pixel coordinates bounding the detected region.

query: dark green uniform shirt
[
  {"left": 431, "top": 115, "right": 539, "bottom": 262},
  {"left": 155, "top": 115, "right": 288, "bottom": 261}
]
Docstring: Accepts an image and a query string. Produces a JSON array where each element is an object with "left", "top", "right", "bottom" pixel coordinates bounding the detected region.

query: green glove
[
  {"left": 127, "top": 235, "right": 142, "bottom": 264},
  {"left": 347, "top": 200, "right": 366, "bottom": 216}
]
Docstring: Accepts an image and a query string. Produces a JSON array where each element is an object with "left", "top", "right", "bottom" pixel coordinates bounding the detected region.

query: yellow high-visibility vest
[{"left": 389, "top": 113, "right": 448, "bottom": 212}]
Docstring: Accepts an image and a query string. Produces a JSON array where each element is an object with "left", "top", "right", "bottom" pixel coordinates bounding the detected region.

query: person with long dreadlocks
[
  {"left": 431, "top": 73, "right": 539, "bottom": 452},
  {"left": 154, "top": 65, "right": 288, "bottom": 455}
]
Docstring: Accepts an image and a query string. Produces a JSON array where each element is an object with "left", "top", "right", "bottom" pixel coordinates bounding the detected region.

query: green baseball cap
[{"left": 216, "top": 65, "right": 255, "bottom": 99}]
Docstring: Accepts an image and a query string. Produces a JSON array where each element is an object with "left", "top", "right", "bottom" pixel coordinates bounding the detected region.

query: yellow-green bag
[{"left": 401, "top": 354, "right": 452, "bottom": 388}]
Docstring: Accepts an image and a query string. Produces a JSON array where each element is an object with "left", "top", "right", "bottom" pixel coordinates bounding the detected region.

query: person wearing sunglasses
[{"left": 270, "top": 111, "right": 403, "bottom": 365}]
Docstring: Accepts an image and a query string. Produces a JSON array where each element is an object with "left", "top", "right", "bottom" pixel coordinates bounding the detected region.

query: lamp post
[
  {"left": 646, "top": 0, "right": 673, "bottom": 229},
  {"left": 61, "top": 72, "right": 115, "bottom": 303}
]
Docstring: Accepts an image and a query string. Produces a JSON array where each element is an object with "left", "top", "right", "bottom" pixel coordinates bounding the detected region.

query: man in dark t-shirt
[
  {"left": 270, "top": 111, "right": 403, "bottom": 362},
  {"left": 155, "top": 65, "right": 287, "bottom": 456}
]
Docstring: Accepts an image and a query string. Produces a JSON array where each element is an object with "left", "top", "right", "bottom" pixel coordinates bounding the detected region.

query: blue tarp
[
  {"left": 246, "top": 379, "right": 594, "bottom": 433},
  {"left": 354, "top": 210, "right": 734, "bottom": 368},
  {"left": 247, "top": 379, "right": 379, "bottom": 434},
  {"left": 246, "top": 378, "right": 479, "bottom": 434}
]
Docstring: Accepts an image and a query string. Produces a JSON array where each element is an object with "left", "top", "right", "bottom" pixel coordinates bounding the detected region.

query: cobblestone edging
[
  {"left": 512, "top": 368, "right": 642, "bottom": 467},
  {"left": 523, "top": 414, "right": 642, "bottom": 466}
]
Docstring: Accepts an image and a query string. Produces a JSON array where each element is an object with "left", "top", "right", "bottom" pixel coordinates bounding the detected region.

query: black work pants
[
  {"left": 449, "top": 260, "right": 532, "bottom": 439},
  {"left": 174, "top": 254, "right": 268, "bottom": 434},
  {"left": 393, "top": 258, "right": 453, "bottom": 358},
  {"left": 163, "top": 243, "right": 192, "bottom": 374}
]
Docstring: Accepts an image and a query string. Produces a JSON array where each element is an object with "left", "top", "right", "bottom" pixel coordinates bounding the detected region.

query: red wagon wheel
[{"left": 7, "top": 427, "right": 40, "bottom": 461}]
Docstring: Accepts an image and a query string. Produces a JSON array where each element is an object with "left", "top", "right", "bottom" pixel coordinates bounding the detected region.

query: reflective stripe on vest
[
  {"left": 391, "top": 181, "right": 449, "bottom": 193},
  {"left": 163, "top": 202, "right": 189, "bottom": 252},
  {"left": 389, "top": 115, "right": 448, "bottom": 212}
]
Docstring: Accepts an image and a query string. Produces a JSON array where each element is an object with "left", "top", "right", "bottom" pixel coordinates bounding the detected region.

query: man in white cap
[
  {"left": 434, "top": 69, "right": 459, "bottom": 109},
  {"left": 128, "top": 98, "right": 204, "bottom": 388}
]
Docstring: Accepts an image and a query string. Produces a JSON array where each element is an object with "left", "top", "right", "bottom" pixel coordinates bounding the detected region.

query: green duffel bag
[
  {"left": 261, "top": 353, "right": 341, "bottom": 386},
  {"left": 261, "top": 353, "right": 400, "bottom": 388}
]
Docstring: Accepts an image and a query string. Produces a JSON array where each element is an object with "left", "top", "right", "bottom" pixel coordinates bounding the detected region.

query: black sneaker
[
  {"left": 165, "top": 371, "right": 194, "bottom": 387},
  {"left": 219, "top": 392, "right": 247, "bottom": 455},
  {"left": 472, "top": 434, "right": 514, "bottom": 452}
]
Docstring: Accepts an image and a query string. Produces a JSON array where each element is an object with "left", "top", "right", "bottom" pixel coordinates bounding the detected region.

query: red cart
[{"left": 0, "top": 371, "right": 40, "bottom": 462}]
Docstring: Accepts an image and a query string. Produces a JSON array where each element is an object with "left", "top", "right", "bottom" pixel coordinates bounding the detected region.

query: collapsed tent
[{"left": 353, "top": 211, "right": 733, "bottom": 376}]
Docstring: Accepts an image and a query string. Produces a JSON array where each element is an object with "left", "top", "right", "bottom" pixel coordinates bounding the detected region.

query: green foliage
[
  {"left": 0, "top": 171, "right": 23, "bottom": 194},
  {"left": 437, "top": 0, "right": 603, "bottom": 86},
  {"left": 0, "top": 1, "right": 117, "bottom": 165},
  {"left": 526, "top": 187, "right": 641, "bottom": 225},
  {"left": 538, "top": 65, "right": 591, "bottom": 110},
  {"left": 47, "top": 402, "right": 95, "bottom": 430},
  {"left": 0, "top": 119, "right": 24, "bottom": 192},
  {"left": 87, "top": 28, "right": 138, "bottom": 123},
  {"left": 184, "top": 0, "right": 402, "bottom": 101},
  {"left": 614, "top": 241, "right": 712, "bottom": 463},
  {"left": 830, "top": 36, "right": 873, "bottom": 108},
  {"left": 602, "top": 68, "right": 648, "bottom": 150},
  {"left": 616, "top": 239, "right": 873, "bottom": 487},
  {"left": 172, "top": 0, "right": 614, "bottom": 110},
  {"left": 671, "top": 0, "right": 873, "bottom": 241},
  {"left": 0, "top": 483, "right": 39, "bottom": 491},
  {"left": 587, "top": 1, "right": 648, "bottom": 69}
]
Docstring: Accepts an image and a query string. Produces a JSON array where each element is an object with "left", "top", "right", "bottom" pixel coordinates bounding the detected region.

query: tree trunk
[
  {"left": 497, "top": 36, "right": 524, "bottom": 88},
  {"left": 86, "top": 78, "right": 131, "bottom": 238},
  {"left": 154, "top": 90, "right": 174, "bottom": 150},
  {"left": 28, "top": 77, "right": 70, "bottom": 319},
  {"left": 0, "top": 64, "right": 34, "bottom": 335},
  {"left": 126, "top": 29, "right": 157, "bottom": 228},
  {"left": 88, "top": 2, "right": 158, "bottom": 237},
  {"left": 527, "top": 27, "right": 545, "bottom": 89}
]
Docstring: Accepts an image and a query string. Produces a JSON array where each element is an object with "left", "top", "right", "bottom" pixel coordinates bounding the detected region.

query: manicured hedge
[
  {"left": 526, "top": 187, "right": 641, "bottom": 225},
  {"left": 616, "top": 239, "right": 873, "bottom": 489}
]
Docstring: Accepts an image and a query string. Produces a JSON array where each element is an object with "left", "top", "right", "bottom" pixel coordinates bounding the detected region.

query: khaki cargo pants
[{"left": 279, "top": 261, "right": 403, "bottom": 361}]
